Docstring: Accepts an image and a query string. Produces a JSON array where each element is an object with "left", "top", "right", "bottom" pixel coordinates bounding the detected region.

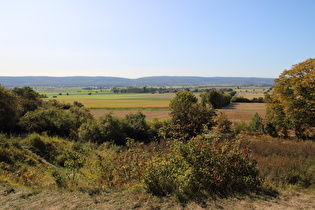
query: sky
[{"left": 1, "top": 0, "right": 314, "bottom": 79}]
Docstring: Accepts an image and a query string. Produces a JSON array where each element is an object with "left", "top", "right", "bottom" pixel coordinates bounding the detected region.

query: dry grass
[
  {"left": 89, "top": 102, "right": 266, "bottom": 121},
  {"left": 55, "top": 99, "right": 170, "bottom": 108},
  {"left": 90, "top": 110, "right": 171, "bottom": 120},
  {"left": 218, "top": 103, "right": 266, "bottom": 121},
  {"left": 1, "top": 185, "right": 315, "bottom": 209},
  {"left": 246, "top": 137, "right": 315, "bottom": 189}
]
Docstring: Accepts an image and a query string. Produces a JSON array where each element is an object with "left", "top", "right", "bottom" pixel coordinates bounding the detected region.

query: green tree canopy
[
  {"left": 200, "top": 90, "right": 231, "bottom": 109},
  {"left": 12, "top": 86, "right": 42, "bottom": 115},
  {"left": 169, "top": 91, "right": 215, "bottom": 138},
  {"left": 265, "top": 58, "right": 315, "bottom": 138},
  {"left": 0, "top": 86, "right": 19, "bottom": 132}
]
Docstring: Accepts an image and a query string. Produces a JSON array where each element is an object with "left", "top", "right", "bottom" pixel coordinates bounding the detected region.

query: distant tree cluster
[
  {"left": 231, "top": 96, "right": 264, "bottom": 103},
  {"left": 111, "top": 86, "right": 168, "bottom": 94},
  {"left": 200, "top": 89, "right": 232, "bottom": 109}
]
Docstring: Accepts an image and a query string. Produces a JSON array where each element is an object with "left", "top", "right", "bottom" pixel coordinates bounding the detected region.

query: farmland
[{"left": 36, "top": 86, "right": 270, "bottom": 121}]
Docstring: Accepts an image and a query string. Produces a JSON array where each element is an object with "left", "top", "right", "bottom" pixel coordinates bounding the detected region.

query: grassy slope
[{"left": 1, "top": 134, "right": 315, "bottom": 209}]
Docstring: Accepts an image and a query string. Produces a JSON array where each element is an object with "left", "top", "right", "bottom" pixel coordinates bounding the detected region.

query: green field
[{"left": 38, "top": 88, "right": 176, "bottom": 109}]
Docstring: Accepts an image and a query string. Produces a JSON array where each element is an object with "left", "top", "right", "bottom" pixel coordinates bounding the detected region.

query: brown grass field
[
  {"left": 90, "top": 102, "right": 266, "bottom": 121},
  {"left": 56, "top": 99, "right": 171, "bottom": 108},
  {"left": 217, "top": 102, "right": 266, "bottom": 121},
  {"left": 91, "top": 110, "right": 171, "bottom": 120}
]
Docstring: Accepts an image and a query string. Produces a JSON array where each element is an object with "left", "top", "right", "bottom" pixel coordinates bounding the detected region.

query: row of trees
[
  {"left": 111, "top": 87, "right": 167, "bottom": 94},
  {"left": 231, "top": 96, "right": 264, "bottom": 103}
]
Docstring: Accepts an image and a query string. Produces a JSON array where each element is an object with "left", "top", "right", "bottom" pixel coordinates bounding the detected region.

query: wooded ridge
[{"left": 0, "top": 76, "right": 275, "bottom": 87}]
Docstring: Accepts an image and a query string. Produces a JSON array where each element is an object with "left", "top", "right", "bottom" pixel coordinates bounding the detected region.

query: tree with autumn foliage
[
  {"left": 265, "top": 58, "right": 315, "bottom": 139},
  {"left": 169, "top": 91, "right": 216, "bottom": 139}
]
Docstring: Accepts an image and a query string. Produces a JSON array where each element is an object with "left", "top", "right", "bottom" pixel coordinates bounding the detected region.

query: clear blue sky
[{"left": 1, "top": 0, "right": 314, "bottom": 78}]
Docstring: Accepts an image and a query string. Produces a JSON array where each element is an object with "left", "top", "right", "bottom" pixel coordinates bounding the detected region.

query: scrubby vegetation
[{"left": 1, "top": 59, "right": 315, "bottom": 208}]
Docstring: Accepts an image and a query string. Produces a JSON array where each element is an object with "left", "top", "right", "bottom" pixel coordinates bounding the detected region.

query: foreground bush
[{"left": 143, "top": 137, "right": 260, "bottom": 199}]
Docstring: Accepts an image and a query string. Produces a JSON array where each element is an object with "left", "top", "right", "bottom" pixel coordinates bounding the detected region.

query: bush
[
  {"left": 234, "top": 121, "right": 250, "bottom": 134},
  {"left": 79, "top": 113, "right": 126, "bottom": 144},
  {"left": 215, "top": 113, "right": 232, "bottom": 133},
  {"left": 264, "top": 121, "right": 278, "bottom": 137},
  {"left": 248, "top": 113, "right": 263, "bottom": 133},
  {"left": 231, "top": 96, "right": 251, "bottom": 102},
  {"left": 124, "top": 112, "right": 149, "bottom": 142},
  {"left": 28, "top": 133, "right": 58, "bottom": 161},
  {"left": 170, "top": 91, "right": 216, "bottom": 139},
  {"left": 20, "top": 107, "right": 75, "bottom": 136},
  {"left": 143, "top": 138, "right": 260, "bottom": 199},
  {"left": 0, "top": 86, "right": 19, "bottom": 132}
]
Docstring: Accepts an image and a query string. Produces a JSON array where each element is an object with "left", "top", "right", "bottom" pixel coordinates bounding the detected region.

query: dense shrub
[
  {"left": 148, "top": 118, "right": 164, "bottom": 139},
  {"left": 170, "top": 91, "right": 216, "bottom": 139},
  {"left": 12, "top": 86, "right": 42, "bottom": 115},
  {"left": 263, "top": 121, "right": 278, "bottom": 137},
  {"left": 28, "top": 133, "right": 59, "bottom": 161},
  {"left": 0, "top": 134, "right": 33, "bottom": 165},
  {"left": 124, "top": 112, "right": 149, "bottom": 142},
  {"left": 0, "top": 86, "right": 20, "bottom": 132},
  {"left": 143, "top": 138, "right": 260, "bottom": 199},
  {"left": 79, "top": 113, "right": 126, "bottom": 144},
  {"left": 231, "top": 96, "right": 251, "bottom": 102},
  {"left": 214, "top": 113, "right": 232, "bottom": 133},
  {"left": 234, "top": 120, "right": 250, "bottom": 134},
  {"left": 20, "top": 107, "right": 76, "bottom": 136},
  {"left": 248, "top": 113, "right": 263, "bottom": 133},
  {"left": 233, "top": 113, "right": 263, "bottom": 134},
  {"left": 201, "top": 90, "right": 232, "bottom": 109}
]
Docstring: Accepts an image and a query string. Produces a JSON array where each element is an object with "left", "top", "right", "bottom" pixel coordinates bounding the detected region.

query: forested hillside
[{"left": 0, "top": 76, "right": 274, "bottom": 87}]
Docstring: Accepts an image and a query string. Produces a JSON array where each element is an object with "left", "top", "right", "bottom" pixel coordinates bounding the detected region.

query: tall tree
[
  {"left": 169, "top": 91, "right": 215, "bottom": 138},
  {"left": 265, "top": 58, "right": 315, "bottom": 138}
]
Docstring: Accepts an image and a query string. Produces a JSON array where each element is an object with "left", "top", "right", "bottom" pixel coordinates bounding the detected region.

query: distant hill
[{"left": 0, "top": 76, "right": 275, "bottom": 87}]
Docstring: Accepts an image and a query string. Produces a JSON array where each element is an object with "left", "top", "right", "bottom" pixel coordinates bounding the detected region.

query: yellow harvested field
[
  {"left": 53, "top": 99, "right": 170, "bottom": 108},
  {"left": 136, "top": 93, "right": 177, "bottom": 99}
]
